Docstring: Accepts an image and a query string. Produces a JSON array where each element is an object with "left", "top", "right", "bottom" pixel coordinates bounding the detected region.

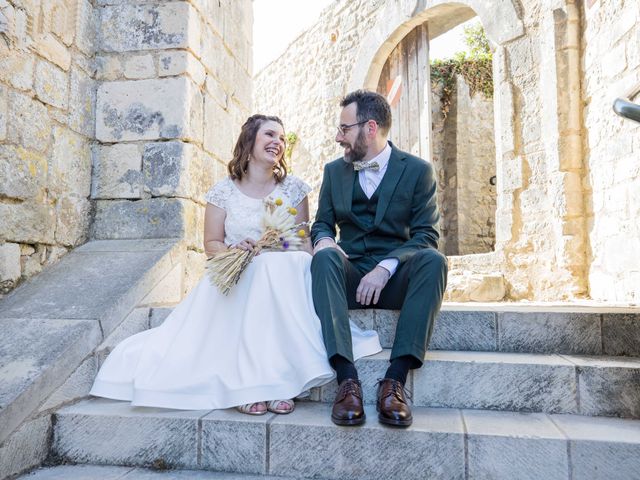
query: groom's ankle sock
[
  {"left": 384, "top": 355, "right": 419, "bottom": 386},
  {"left": 330, "top": 355, "right": 358, "bottom": 384}
]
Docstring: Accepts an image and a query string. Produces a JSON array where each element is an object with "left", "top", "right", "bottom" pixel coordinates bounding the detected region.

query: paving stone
[
  {"left": 413, "top": 351, "right": 578, "bottom": 414},
  {"left": 54, "top": 399, "right": 204, "bottom": 469},
  {"left": 602, "top": 313, "right": 640, "bottom": 356},
  {"left": 552, "top": 414, "right": 640, "bottom": 480},
  {"left": 0, "top": 415, "right": 51, "bottom": 479},
  {"left": 498, "top": 312, "right": 601, "bottom": 354},
  {"left": 149, "top": 307, "right": 172, "bottom": 328},
  {"left": 0, "top": 318, "right": 101, "bottom": 444},
  {"left": 39, "top": 355, "right": 99, "bottom": 413},
  {"left": 200, "top": 409, "right": 274, "bottom": 474},
  {"left": 464, "top": 409, "right": 568, "bottom": 480}
]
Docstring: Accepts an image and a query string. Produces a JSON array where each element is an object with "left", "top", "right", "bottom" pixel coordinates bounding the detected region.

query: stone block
[
  {"left": 124, "top": 53, "right": 156, "bottom": 79},
  {"left": 570, "top": 357, "right": 640, "bottom": 418},
  {"left": 0, "top": 52, "right": 34, "bottom": 91},
  {"left": 0, "top": 84, "right": 7, "bottom": 140},
  {"left": 96, "top": 55, "right": 124, "bottom": 81},
  {"left": 91, "top": 198, "right": 187, "bottom": 240},
  {"left": 602, "top": 313, "right": 640, "bottom": 356},
  {"left": 0, "top": 242, "right": 21, "bottom": 293},
  {"left": 204, "top": 95, "right": 235, "bottom": 159},
  {"left": 142, "top": 141, "right": 196, "bottom": 198},
  {"left": 54, "top": 399, "right": 201, "bottom": 468},
  {"left": 0, "top": 318, "right": 101, "bottom": 444},
  {"left": 200, "top": 409, "right": 273, "bottom": 474},
  {"left": 0, "top": 145, "right": 48, "bottom": 200},
  {"left": 552, "top": 414, "right": 640, "bottom": 480},
  {"left": 91, "top": 143, "right": 143, "bottom": 199},
  {"left": 35, "top": 60, "right": 69, "bottom": 109},
  {"left": 49, "top": 126, "right": 92, "bottom": 199},
  {"left": 138, "top": 262, "right": 183, "bottom": 307},
  {"left": 69, "top": 66, "right": 96, "bottom": 137},
  {"left": 75, "top": 0, "right": 97, "bottom": 57},
  {"left": 464, "top": 409, "right": 568, "bottom": 480},
  {"left": 39, "top": 355, "right": 99, "bottom": 413},
  {"left": 499, "top": 312, "right": 602, "bottom": 355},
  {"left": 413, "top": 351, "right": 578, "bottom": 413},
  {"left": 0, "top": 415, "right": 51, "bottom": 479},
  {"left": 35, "top": 34, "right": 71, "bottom": 71},
  {"left": 55, "top": 196, "right": 91, "bottom": 247},
  {"left": 99, "top": 3, "right": 198, "bottom": 53},
  {"left": 97, "top": 77, "right": 200, "bottom": 142},
  {"left": 430, "top": 310, "right": 497, "bottom": 351},
  {"left": 372, "top": 309, "right": 396, "bottom": 348},
  {"left": 158, "top": 50, "right": 206, "bottom": 86},
  {"left": 269, "top": 403, "right": 465, "bottom": 480},
  {"left": 7, "top": 90, "right": 51, "bottom": 153},
  {"left": 0, "top": 202, "right": 56, "bottom": 244}
]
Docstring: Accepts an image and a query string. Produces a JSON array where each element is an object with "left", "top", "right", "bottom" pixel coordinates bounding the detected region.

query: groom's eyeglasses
[{"left": 336, "top": 120, "right": 368, "bottom": 136}]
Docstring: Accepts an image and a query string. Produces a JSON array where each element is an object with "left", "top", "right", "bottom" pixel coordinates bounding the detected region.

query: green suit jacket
[{"left": 311, "top": 143, "right": 440, "bottom": 266}]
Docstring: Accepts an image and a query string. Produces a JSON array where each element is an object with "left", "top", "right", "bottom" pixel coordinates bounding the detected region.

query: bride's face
[{"left": 251, "top": 120, "right": 285, "bottom": 168}]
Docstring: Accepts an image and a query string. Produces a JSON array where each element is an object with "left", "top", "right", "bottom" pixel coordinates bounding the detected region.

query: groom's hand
[
  {"left": 356, "top": 266, "right": 390, "bottom": 306},
  {"left": 313, "top": 238, "right": 349, "bottom": 258}
]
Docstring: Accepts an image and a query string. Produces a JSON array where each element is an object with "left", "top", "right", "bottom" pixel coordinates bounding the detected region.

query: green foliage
[{"left": 430, "top": 21, "right": 493, "bottom": 117}]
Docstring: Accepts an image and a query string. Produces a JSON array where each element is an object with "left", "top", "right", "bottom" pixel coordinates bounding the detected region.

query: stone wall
[
  {"left": 255, "top": 0, "right": 627, "bottom": 302},
  {"left": 431, "top": 75, "right": 496, "bottom": 256},
  {"left": 0, "top": 0, "right": 253, "bottom": 297},
  {"left": 0, "top": 0, "right": 97, "bottom": 296},
  {"left": 581, "top": 0, "right": 640, "bottom": 303},
  {"left": 90, "top": 0, "right": 252, "bottom": 293}
]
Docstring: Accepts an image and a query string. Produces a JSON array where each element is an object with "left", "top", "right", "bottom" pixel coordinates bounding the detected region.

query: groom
[{"left": 311, "top": 90, "right": 447, "bottom": 427}]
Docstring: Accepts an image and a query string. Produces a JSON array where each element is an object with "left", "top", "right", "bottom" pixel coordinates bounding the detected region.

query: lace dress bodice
[{"left": 204, "top": 176, "right": 311, "bottom": 246}]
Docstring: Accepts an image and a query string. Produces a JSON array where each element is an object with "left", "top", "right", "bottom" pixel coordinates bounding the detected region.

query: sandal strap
[
  {"left": 267, "top": 399, "right": 294, "bottom": 410},
  {"left": 236, "top": 402, "right": 266, "bottom": 414}
]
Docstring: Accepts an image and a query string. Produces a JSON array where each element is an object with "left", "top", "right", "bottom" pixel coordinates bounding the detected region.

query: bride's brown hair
[{"left": 227, "top": 114, "right": 288, "bottom": 183}]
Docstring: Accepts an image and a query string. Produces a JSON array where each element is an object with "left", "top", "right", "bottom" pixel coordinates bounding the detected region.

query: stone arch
[{"left": 348, "top": 0, "right": 523, "bottom": 91}]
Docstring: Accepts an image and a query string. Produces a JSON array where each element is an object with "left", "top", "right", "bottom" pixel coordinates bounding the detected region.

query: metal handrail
[{"left": 613, "top": 98, "right": 640, "bottom": 124}]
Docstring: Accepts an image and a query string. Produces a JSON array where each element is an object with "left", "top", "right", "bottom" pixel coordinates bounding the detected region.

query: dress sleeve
[
  {"left": 286, "top": 176, "right": 312, "bottom": 207},
  {"left": 204, "top": 177, "right": 232, "bottom": 209}
]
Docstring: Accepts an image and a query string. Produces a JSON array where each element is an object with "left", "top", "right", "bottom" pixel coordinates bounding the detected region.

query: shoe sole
[
  {"left": 331, "top": 414, "right": 366, "bottom": 426},
  {"left": 377, "top": 414, "right": 412, "bottom": 427}
]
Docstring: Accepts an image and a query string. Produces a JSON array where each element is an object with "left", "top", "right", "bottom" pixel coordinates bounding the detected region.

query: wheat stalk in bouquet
[{"left": 206, "top": 198, "right": 308, "bottom": 295}]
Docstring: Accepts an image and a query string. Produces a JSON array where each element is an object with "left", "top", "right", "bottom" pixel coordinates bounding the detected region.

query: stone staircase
[{"left": 15, "top": 305, "right": 640, "bottom": 480}]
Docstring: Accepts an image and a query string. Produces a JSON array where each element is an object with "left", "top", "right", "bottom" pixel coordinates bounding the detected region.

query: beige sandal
[
  {"left": 267, "top": 399, "right": 295, "bottom": 414},
  {"left": 236, "top": 401, "right": 267, "bottom": 415}
]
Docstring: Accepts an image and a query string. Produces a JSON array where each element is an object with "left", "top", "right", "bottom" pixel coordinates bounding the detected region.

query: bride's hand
[{"left": 232, "top": 238, "right": 258, "bottom": 252}]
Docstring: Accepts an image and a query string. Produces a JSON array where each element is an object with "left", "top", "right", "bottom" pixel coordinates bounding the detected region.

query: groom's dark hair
[{"left": 341, "top": 90, "right": 392, "bottom": 135}]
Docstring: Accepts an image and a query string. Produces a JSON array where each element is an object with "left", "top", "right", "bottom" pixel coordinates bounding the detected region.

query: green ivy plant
[{"left": 430, "top": 22, "right": 493, "bottom": 117}]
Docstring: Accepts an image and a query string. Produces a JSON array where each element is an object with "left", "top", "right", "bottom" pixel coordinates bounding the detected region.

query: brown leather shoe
[
  {"left": 331, "top": 378, "right": 365, "bottom": 426},
  {"left": 376, "top": 378, "right": 412, "bottom": 427}
]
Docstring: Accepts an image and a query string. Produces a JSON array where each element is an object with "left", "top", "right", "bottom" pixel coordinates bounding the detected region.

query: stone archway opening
[{"left": 373, "top": 14, "right": 496, "bottom": 256}]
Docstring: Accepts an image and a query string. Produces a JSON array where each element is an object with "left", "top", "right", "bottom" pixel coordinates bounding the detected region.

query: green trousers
[{"left": 311, "top": 248, "right": 447, "bottom": 364}]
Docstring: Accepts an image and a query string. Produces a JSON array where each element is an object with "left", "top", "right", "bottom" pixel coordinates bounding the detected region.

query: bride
[{"left": 90, "top": 114, "right": 382, "bottom": 415}]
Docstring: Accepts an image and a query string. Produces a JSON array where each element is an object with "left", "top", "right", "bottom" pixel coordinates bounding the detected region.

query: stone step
[
  {"left": 354, "top": 305, "right": 640, "bottom": 356},
  {"left": 309, "top": 350, "right": 640, "bottom": 418},
  {"left": 52, "top": 398, "right": 640, "bottom": 480},
  {"left": 17, "top": 465, "right": 296, "bottom": 480},
  {"left": 149, "top": 305, "right": 640, "bottom": 356},
  {"left": 0, "top": 239, "right": 185, "bottom": 478}
]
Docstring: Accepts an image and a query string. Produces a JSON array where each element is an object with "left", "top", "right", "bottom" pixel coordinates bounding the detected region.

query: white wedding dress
[{"left": 90, "top": 175, "right": 382, "bottom": 410}]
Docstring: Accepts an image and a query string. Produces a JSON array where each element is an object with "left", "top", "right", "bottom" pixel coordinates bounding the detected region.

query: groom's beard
[{"left": 341, "top": 130, "right": 367, "bottom": 163}]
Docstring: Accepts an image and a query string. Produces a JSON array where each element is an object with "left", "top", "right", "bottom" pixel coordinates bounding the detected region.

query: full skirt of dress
[{"left": 90, "top": 251, "right": 381, "bottom": 410}]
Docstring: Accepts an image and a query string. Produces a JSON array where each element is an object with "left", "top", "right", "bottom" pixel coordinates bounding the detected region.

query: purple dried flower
[{"left": 283, "top": 241, "right": 290, "bottom": 249}]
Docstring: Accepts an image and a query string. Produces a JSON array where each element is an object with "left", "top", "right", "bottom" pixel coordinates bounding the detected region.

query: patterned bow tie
[{"left": 352, "top": 160, "right": 380, "bottom": 172}]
